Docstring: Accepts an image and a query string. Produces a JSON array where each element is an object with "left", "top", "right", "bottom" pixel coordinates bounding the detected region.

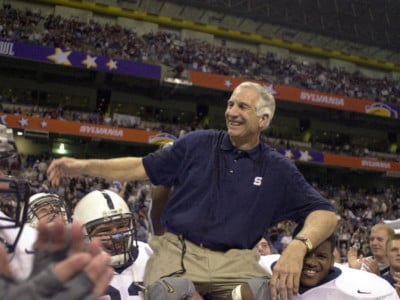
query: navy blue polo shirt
[{"left": 143, "top": 130, "right": 334, "bottom": 250}]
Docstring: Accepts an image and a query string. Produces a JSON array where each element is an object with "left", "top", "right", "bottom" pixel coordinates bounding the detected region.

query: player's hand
[
  {"left": 270, "top": 240, "right": 306, "bottom": 300},
  {"left": 35, "top": 217, "right": 113, "bottom": 298},
  {"left": 35, "top": 217, "right": 84, "bottom": 252},
  {"left": 51, "top": 248, "right": 113, "bottom": 297},
  {"left": 32, "top": 217, "right": 89, "bottom": 272}
]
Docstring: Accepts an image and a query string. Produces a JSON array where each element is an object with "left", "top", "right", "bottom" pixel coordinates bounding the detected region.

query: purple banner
[
  {"left": 275, "top": 147, "right": 324, "bottom": 163},
  {"left": 0, "top": 39, "right": 161, "bottom": 79}
]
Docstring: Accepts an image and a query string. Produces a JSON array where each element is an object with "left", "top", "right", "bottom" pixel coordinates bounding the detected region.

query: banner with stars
[
  {"left": 188, "top": 71, "right": 400, "bottom": 120},
  {"left": 0, "top": 114, "right": 161, "bottom": 144},
  {"left": 275, "top": 147, "right": 324, "bottom": 163},
  {"left": 1, "top": 112, "right": 399, "bottom": 173},
  {"left": 0, "top": 39, "right": 161, "bottom": 79},
  {"left": 274, "top": 146, "right": 400, "bottom": 172}
]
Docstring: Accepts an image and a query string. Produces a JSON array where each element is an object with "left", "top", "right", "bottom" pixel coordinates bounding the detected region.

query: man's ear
[
  {"left": 259, "top": 114, "right": 269, "bottom": 128},
  {"left": 330, "top": 252, "right": 336, "bottom": 267}
]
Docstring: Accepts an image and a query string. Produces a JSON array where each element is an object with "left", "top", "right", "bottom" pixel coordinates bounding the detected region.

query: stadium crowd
[
  {"left": 1, "top": 5, "right": 399, "bottom": 158},
  {"left": 0, "top": 6, "right": 400, "bottom": 105}
]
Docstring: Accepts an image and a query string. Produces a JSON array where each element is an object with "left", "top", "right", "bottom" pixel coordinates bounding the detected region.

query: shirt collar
[{"left": 220, "top": 132, "right": 266, "bottom": 161}]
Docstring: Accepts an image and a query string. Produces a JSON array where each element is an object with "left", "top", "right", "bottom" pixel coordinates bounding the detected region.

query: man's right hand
[{"left": 47, "top": 157, "right": 85, "bottom": 186}]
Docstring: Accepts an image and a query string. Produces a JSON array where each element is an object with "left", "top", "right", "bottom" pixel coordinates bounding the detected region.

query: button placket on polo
[{"left": 229, "top": 150, "right": 244, "bottom": 174}]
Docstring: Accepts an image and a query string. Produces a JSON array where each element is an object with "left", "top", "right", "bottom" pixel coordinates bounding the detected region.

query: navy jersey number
[{"left": 105, "top": 281, "right": 144, "bottom": 300}]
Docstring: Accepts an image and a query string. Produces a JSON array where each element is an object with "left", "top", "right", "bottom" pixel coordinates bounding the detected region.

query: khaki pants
[{"left": 144, "top": 232, "right": 268, "bottom": 299}]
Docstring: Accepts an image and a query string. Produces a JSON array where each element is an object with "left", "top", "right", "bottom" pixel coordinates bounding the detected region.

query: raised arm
[{"left": 47, "top": 156, "right": 148, "bottom": 186}]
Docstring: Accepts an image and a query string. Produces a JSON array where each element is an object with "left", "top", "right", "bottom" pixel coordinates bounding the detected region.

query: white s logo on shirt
[{"left": 253, "top": 177, "right": 262, "bottom": 186}]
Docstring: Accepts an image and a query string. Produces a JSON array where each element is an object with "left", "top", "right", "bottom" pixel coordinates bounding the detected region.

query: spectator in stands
[
  {"left": 347, "top": 223, "right": 394, "bottom": 275},
  {"left": 255, "top": 236, "right": 276, "bottom": 256},
  {"left": 279, "top": 227, "right": 294, "bottom": 253},
  {"left": 339, "top": 241, "right": 349, "bottom": 263},
  {"left": 382, "top": 234, "right": 400, "bottom": 297},
  {"left": 134, "top": 211, "right": 149, "bottom": 243},
  {"left": 2, "top": 5, "right": 400, "bottom": 105},
  {"left": 268, "top": 225, "right": 284, "bottom": 253},
  {"left": 47, "top": 81, "right": 337, "bottom": 300}
]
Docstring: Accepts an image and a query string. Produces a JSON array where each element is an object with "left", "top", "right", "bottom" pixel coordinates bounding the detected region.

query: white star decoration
[
  {"left": 299, "top": 150, "right": 312, "bottom": 161},
  {"left": 264, "top": 83, "right": 278, "bottom": 95},
  {"left": 82, "top": 55, "right": 98, "bottom": 69},
  {"left": 284, "top": 149, "right": 294, "bottom": 159},
  {"left": 47, "top": 48, "right": 72, "bottom": 66},
  {"left": 224, "top": 80, "right": 232, "bottom": 88},
  {"left": 106, "top": 59, "right": 118, "bottom": 71},
  {"left": 40, "top": 120, "right": 48, "bottom": 128},
  {"left": 18, "top": 118, "right": 28, "bottom": 127}
]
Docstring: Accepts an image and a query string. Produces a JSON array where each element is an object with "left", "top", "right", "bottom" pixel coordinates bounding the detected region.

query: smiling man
[
  {"left": 47, "top": 81, "right": 337, "bottom": 300},
  {"left": 237, "top": 232, "right": 398, "bottom": 299}
]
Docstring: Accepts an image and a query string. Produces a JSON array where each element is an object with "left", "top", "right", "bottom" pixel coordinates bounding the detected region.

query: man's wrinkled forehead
[{"left": 230, "top": 85, "right": 249, "bottom": 97}]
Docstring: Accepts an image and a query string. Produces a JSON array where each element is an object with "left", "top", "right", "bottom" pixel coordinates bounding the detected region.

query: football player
[
  {"left": 233, "top": 231, "right": 398, "bottom": 299},
  {"left": 0, "top": 124, "right": 38, "bottom": 280},
  {"left": 73, "top": 189, "right": 153, "bottom": 300},
  {"left": 0, "top": 176, "right": 31, "bottom": 255},
  {"left": 4, "top": 191, "right": 71, "bottom": 280},
  {"left": 25, "top": 192, "right": 70, "bottom": 228},
  {"left": 0, "top": 124, "right": 113, "bottom": 298},
  {"left": 0, "top": 178, "right": 113, "bottom": 299}
]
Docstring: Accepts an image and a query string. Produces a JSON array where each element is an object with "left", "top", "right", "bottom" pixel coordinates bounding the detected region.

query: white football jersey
[
  {"left": 259, "top": 255, "right": 399, "bottom": 300},
  {"left": 99, "top": 241, "right": 153, "bottom": 300},
  {"left": 0, "top": 211, "right": 37, "bottom": 281}
]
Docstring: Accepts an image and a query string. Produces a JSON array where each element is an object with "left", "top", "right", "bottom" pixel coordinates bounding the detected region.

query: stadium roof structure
[{"left": 151, "top": 0, "right": 400, "bottom": 64}]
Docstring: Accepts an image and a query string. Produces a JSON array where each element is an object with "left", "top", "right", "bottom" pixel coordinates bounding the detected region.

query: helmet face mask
[
  {"left": 73, "top": 190, "right": 138, "bottom": 268},
  {"left": 0, "top": 125, "right": 31, "bottom": 252},
  {"left": 0, "top": 176, "right": 31, "bottom": 253},
  {"left": 86, "top": 214, "right": 135, "bottom": 266},
  {"left": 0, "top": 124, "right": 20, "bottom": 175},
  {"left": 26, "top": 193, "right": 70, "bottom": 228}
]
